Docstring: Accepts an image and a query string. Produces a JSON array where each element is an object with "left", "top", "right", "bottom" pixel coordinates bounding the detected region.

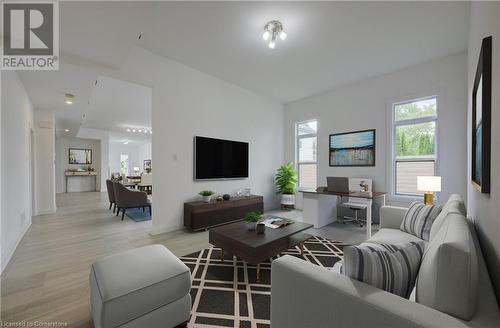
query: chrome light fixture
[
  {"left": 65, "top": 92, "right": 75, "bottom": 104},
  {"left": 262, "top": 20, "right": 286, "bottom": 49}
]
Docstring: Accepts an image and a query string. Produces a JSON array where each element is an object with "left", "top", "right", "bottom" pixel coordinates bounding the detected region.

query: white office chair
[{"left": 340, "top": 178, "right": 372, "bottom": 227}]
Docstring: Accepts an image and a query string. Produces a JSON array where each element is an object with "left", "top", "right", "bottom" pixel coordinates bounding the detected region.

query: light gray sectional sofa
[{"left": 271, "top": 195, "right": 500, "bottom": 328}]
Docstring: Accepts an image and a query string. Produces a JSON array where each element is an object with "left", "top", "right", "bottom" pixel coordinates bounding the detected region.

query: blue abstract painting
[{"left": 330, "top": 130, "right": 375, "bottom": 166}]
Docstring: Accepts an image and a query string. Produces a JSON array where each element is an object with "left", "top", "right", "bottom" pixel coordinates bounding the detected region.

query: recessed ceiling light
[
  {"left": 138, "top": 129, "right": 143, "bottom": 133},
  {"left": 65, "top": 93, "right": 75, "bottom": 104},
  {"left": 64, "top": 128, "right": 70, "bottom": 132},
  {"left": 123, "top": 140, "right": 129, "bottom": 145},
  {"left": 126, "top": 128, "right": 131, "bottom": 132},
  {"left": 132, "top": 129, "right": 136, "bottom": 133},
  {"left": 150, "top": 131, "right": 153, "bottom": 134}
]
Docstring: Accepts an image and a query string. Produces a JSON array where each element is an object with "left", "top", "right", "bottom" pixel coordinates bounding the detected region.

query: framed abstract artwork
[
  {"left": 68, "top": 148, "right": 92, "bottom": 164},
  {"left": 471, "top": 36, "right": 492, "bottom": 194},
  {"left": 329, "top": 129, "right": 375, "bottom": 166}
]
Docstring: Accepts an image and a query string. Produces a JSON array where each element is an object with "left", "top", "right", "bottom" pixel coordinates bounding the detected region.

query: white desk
[{"left": 300, "top": 188, "right": 387, "bottom": 239}]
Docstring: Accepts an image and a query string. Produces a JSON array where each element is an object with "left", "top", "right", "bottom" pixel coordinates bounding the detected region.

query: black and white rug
[{"left": 179, "top": 235, "right": 345, "bottom": 328}]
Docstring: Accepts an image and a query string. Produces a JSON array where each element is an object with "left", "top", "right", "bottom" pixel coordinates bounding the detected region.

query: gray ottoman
[{"left": 90, "top": 245, "right": 191, "bottom": 328}]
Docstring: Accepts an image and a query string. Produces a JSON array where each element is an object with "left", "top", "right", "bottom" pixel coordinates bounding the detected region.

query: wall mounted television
[{"left": 194, "top": 136, "right": 249, "bottom": 180}]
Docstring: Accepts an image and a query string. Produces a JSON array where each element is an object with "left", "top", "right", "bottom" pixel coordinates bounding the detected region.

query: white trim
[
  {"left": 1, "top": 220, "right": 31, "bottom": 273},
  {"left": 388, "top": 94, "right": 440, "bottom": 199},
  {"left": 148, "top": 223, "right": 184, "bottom": 236},
  {"left": 35, "top": 208, "right": 56, "bottom": 216},
  {"left": 295, "top": 119, "right": 318, "bottom": 189}
]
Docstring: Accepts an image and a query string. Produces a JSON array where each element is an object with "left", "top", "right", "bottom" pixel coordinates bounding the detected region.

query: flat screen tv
[{"left": 194, "top": 136, "right": 249, "bottom": 180}]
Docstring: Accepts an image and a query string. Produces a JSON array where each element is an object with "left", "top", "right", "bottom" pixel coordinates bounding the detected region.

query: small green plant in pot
[
  {"left": 199, "top": 190, "right": 215, "bottom": 203},
  {"left": 275, "top": 162, "right": 298, "bottom": 210},
  {"left": 244, "top": 211, "right": 261, "bottom": 231}
]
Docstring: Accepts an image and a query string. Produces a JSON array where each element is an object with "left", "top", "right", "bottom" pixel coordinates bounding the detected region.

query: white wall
[
  {"left": 76, "top": 128, "right": 109, "bottom": 192},
  {"left": 0, "top": 71, "right": 2, "bottom": 272},
  {"left": 285, "top": 53, "right": 467, "bottom": 209},
  {"left": 115, "top": 47, "right": 284, "bottom": 234},
  {"left": 55, "top": 136, "right": 101, "bottom": 193},
  {"left": 467, "top": 2, "right": 500, "bottom": 303},
  {"left": 1, "top": 71, "right": 34, "bottom": 272},
  {"left": 108, "top": 141, "right": 151, "bottom": 175},
  {"left": 34, "top": 110, "right": 56, "bottom": 214},
  {"left": 138, "top": 141, "right": 152, "bottom": 170}
]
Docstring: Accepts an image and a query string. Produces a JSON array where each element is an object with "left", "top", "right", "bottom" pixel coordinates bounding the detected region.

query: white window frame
[
  {"left": 295, "top": 119, "right": 318, "bottom": 190},
  {"left": 391, "top": 95, "right": 439, "bottom": 198},
  {"left": 120, "top": 154, "right": 129, "bottom": 175}
]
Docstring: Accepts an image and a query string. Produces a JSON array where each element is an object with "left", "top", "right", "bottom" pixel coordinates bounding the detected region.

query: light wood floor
[
  {"left": 1, "top": 192, "right": 372, "bottom": 327},
  {"left": 1, "top": 192, "right": 210, "bottom": 327}
]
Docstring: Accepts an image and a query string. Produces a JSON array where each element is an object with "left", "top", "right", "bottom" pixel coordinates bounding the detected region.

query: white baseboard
[
  {"left": 1, "top": 220, "right": 31, "bottom": 273},
  {"left": 149, "top": 224, "right": 184, "bottom": 236},
  {"left": 36, "top": 208, "right": 56, "bottom": 215}
]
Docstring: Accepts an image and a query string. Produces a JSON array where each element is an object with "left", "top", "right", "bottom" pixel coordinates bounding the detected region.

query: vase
[
  {"left": 202, "top": 195, "right": 212, "bottom": 203},
  {"left": 281, "top": 193, "right": 295, "bottom": 210},
  {"left": 245, "top": 222, "right": 256, "bottom": 231},
  {"left": 256, "top": 222, "right": 266, "bottom": 234}
]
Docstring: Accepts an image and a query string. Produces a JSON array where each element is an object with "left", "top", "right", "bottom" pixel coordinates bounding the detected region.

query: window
[
  {"left": 296, "top": 120, "right": 317, "bottom": 189},
  {"left": 120, "top": 154, "right": 129, "bottom": 175},
  {"left": 392, "top": 97, "right": 437, "bottom": 196}
]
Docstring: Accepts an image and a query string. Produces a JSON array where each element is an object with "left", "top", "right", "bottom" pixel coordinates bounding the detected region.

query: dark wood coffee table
[{"left": 209, "top": 218, "right": 313, "bottom": 281}]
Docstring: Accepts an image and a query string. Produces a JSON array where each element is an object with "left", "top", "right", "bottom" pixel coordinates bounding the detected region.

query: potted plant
[
  {"left": 244, "top": 211, "right": 261, "bottom": 231},
  {"left": 275, "top": 162, "right": 298, "bottom": 210},
  {"left": 199, "top": 190, "right": 215, "bottom": 203}
]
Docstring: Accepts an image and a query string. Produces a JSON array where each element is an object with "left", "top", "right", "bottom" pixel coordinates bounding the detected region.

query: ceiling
[
  {"left": 19, "top": 1, "right": 469, "bottom": 135},
  {"left": 85, "top": 76, "right": 152, "bottom": 136},
  {"left": 59, "top": 1, "right": 469, "bottom": 103}
]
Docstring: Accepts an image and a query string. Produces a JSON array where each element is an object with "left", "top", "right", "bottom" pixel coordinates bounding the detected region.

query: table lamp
[{"left": 417, "top": 176, "right": 441, "bottom": 205}]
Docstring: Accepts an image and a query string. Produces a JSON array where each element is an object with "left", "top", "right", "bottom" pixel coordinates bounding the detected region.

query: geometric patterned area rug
[{"left": 179, "top": 236, "right": 346, "bottom": 328}]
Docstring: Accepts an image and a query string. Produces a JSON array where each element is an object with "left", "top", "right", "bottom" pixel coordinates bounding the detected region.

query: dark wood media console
[{"left": 184, "top": 195, "right": 264, "bottom": 231}]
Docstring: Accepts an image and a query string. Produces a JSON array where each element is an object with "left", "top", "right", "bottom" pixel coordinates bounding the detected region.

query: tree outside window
[
  {"left": 393, "top": 97, "right": 437, "bottom": 195},
  {"left": 120, "top": 154, "right": 129, "bottom": 176}
]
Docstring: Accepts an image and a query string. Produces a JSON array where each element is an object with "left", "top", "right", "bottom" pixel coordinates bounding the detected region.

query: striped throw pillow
[
  {"left": 342, "top": 242, "right": 425, "bottom": 298},
  {"left": 400, "top": 201, "right": 443, "bottom": 241}
]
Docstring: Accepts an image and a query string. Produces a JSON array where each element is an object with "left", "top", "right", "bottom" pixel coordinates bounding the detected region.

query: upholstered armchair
[
  {"left": 112, "top": 181, "right": 151, "bottom": 220},
  {"left": 139, "top": 173, "right": 153, "bottom": 194},
  {"left": 105, "top": 180, "right": 116, "bottom": 212}
]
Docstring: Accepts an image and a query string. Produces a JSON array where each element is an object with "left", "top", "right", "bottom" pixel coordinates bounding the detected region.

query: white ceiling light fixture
[
  {"left": 262, "top": 20, "right": 286, "bottom": 49},
  {"left": 123, "top": 140, "right": 129, "bottom": 145},
  {"left": 64, "top": 93, "right": 75, "bottom": 104},
  {"left": 125, "top": 127, "right": 152, "bottom": 134},
  {"left": 64, "top": 128, "right": 70, "bottom": 132}
]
